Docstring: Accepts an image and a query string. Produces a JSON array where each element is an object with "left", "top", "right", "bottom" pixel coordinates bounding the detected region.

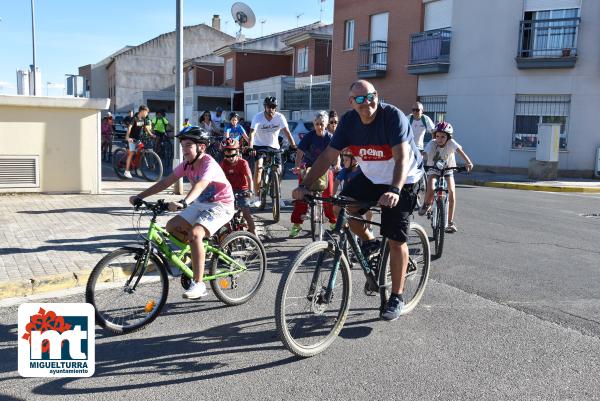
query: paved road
[{"left": 1, "top": 177, "right": 599, "bottom": 400}]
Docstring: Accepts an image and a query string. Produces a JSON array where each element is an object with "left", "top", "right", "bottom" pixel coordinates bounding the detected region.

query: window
[
  {"left": 297, "top": 46, "right": 308, "bottom": 73},
  {"left": 513, "top": 94, "right": 570, "bottom": 149},
  {"left": 344, "top": 20, "right": 355, "bottom": 50},
  {"left": 521, "top": 8, "right": 579, "bottom": 58},
  {"left": 419, "top": 95, "right": 447, "bottom": 143},
  {"left": 225, "top": 58, "right": 233, "bottom": 80}
]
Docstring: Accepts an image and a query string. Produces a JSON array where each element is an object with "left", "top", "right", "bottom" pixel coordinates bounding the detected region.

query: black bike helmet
[
  {"left": 176, "top": 125, "right": 210, "bottom": 145},
  {"left": 228, "top": 112, "right": 240, "bottom": 120},
  {"left": 263, "top": 96, "right": 278, "bottom": 107}
]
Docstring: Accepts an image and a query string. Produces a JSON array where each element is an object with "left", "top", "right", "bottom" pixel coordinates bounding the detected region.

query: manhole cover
[{"left": 581, "top": 213, "right": 600, "bottom": 218}]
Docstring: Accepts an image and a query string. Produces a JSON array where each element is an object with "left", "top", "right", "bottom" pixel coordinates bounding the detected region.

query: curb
[
  {"left": 459, "top": 179, "right": 600, "bottom": 193},
  {"left": 0, "top": 269, "right": 93, "bottom": 301}
]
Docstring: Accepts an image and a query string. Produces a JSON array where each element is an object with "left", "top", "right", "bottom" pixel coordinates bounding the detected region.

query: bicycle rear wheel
[
  {"left": 275, "top": 241, "right": 352, "bottom": 358},
  {"left": 112, "top": 148, "right": 128, "bottom": 179},
  {"left": 271, "top": 171, "right": 280, "bottom": 222},
  {"left": 85, "top": 247, "right": 169, "bottom": 334},
  {"left": 140, "top": 150, "right": 163, "bottom": 182},
  {"left": 210, "top": 231, "right": 267, "bottom": 305},
  {"left": 378, "top": 223, "right": 431, "bottom": 315}
]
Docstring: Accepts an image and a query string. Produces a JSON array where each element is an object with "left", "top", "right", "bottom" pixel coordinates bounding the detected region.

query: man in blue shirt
[{"left": 292, "top": 80, "right": 424, "bottom": 321}]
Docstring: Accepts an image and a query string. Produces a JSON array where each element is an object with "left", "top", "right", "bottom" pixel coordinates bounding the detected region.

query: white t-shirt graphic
[
  {"left": 425, "top": 139, "right": 461, "bottom": 168},
  {"left": 250, "top": 112, "right": 289, "bottom": 148}
]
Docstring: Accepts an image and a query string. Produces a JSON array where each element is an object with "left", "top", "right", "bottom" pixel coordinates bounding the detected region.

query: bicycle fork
[{"left": 127, "top": 243, "right": 152, "bottom": 292}]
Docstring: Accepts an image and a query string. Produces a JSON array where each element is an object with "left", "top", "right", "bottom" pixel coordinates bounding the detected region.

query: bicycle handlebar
[
  {"left": 302, "top": 194, "right": 379, "bottom": 210},
  {"left": 425, "top": 165, "right": 468, "bottom": 174},
  {"left": 133, "top": 198, "right": 170, "bottom": 214}
]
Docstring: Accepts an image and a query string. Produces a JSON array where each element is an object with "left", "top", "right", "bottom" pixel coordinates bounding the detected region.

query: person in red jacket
[{"left": 219, "top": 138, "right": 256, "bottom": 235}]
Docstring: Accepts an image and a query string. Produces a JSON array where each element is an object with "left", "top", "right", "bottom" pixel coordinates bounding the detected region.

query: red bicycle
[{"left": 113, "top": 140, "right": 163, "bottom": 182}]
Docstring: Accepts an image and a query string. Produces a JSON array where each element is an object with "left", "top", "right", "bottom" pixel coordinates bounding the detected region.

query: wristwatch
[
  {"left": 179, "top": 199, "right": 188, "bottom": 209},
  {"left": 388, "top": 186, "right": 401, "bottom": 195}
]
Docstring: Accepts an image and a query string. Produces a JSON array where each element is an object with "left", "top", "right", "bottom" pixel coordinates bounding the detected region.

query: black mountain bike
[
  {"left": 275, "top": 195, "right": 431, "bottom": 357},
  {"left": 256, "top": 148, "right": 283, "bottom": 223}
]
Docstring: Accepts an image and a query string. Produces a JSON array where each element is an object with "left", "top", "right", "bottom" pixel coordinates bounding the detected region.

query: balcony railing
[
  {"left": 357, "top": 41, "right": 388, "bottom": 78},
  {"left": 516, "top": 17, "right": 580, "bottom": 69},
  {"left": 407, "top": 28, "right": 451, "bottom": 75}
]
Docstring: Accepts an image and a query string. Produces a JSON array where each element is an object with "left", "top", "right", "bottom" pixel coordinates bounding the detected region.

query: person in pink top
[{"left": 130, "top": 126, "right": 234, "bottom": 299}]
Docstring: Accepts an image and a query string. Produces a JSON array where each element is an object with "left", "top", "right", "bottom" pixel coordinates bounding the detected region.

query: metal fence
[
  {"left": 409, "top": 28, "right": 451, "bottom": 65},
  {"left": 282, "top": 75, "right": 330, "bottom": 111},
  {"left": 357, "top": 40, "right": 388, "bottom": 72},
  {"left": 518, "top": 17, "right": 580, "bottom": 58}
]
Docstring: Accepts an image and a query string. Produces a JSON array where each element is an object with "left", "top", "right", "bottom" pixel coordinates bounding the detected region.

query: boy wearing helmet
[
  {"left": 419, "top": 121, "right": 474, "bottom": 233},
  {"left": 219, "top": 138, "right": 256, "bottom": 235},
  {"left": 224, "top": 112, "right": 249, "bottom": 143},
  {"left": 129, "top": 126, "right": 235, "bottom": 299}
]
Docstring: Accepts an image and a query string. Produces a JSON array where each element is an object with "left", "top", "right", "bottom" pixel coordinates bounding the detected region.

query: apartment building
[{"left": 410, "top": 0, "right": 600, "bottom": 175}]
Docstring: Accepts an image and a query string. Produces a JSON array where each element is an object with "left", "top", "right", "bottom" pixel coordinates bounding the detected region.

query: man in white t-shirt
[
  {"left": 211, "top": 107, "right": 227, "bottom": 134},
  {"left": 407, "top": 102, "right": 435, "bottom": 150},
  {"left": 248, "top": 96, "right": 297, "bottom": 197}
]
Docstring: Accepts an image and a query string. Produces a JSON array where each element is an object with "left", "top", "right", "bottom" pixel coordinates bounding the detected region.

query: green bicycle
[{"left": 85, "top": 199, "right": 267, "bottom": 334}]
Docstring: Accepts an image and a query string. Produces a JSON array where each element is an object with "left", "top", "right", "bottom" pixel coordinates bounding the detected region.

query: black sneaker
[
  {"left": 360, "top": 239, "right": 381, "bottom": 259},
  {"left": 381, "top": 296, "right": 404, "bottom": 321}
]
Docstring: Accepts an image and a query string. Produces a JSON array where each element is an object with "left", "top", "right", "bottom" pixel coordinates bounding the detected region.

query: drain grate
[{"left": 581, "top": 213, "right": 600, "bottom": 218}]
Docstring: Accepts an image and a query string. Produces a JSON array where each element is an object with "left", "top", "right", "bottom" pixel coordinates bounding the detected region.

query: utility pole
[
  {"left": 30, "top": 0, "right": 37, "bottom": 96},
  {"left": 173, "top": 0, "right": 184, "bottom": 194}
]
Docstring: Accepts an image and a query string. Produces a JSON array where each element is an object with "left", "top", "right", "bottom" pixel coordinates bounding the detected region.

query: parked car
[{"left": 112, "top": 114, "right": 129, "bottom": 141}]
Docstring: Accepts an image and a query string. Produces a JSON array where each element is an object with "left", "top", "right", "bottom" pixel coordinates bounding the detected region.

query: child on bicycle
[
  {"left": 129, "top": 126, "right": 235, "bottom": 299},
  {"left": 419, "top": 121, "right": 474, "bottom": 233},
  {"left": 224, "top": 112, "right": 250, "bottom": 145},
  {"left": 289, "top": 111, "right": 337, "bottom": 238},
  {"left": 219, "top": 138, "right": 256, "bottom": 235}
]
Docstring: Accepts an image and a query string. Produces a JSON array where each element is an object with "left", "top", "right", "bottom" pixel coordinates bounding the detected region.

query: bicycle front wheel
[
  {"left": 112, "top": 148, "right": 128, "bottom": 179},
  {"left": 415, "top": 175, "right": 427, "bottom": 210},
  {"left": 271, "top": 171, "right": 280, "bottom": 223},
  {"left": 140, "top": 150, "right": 163, "bottom": 182},
  {"left": 85, "top": 247, "right": 169, "bottom": 334},
  {"left": 275, "top": 241, "right": 352, "bottom": 358},
  {"left": 434, "top": 199, "right": 446, "bottom": 257},
  {"left": 378, "top": 223, "right": 431, "bottom": 315},
  {"left": 210, "top": 231, "right": 267, "bottom": 305}
]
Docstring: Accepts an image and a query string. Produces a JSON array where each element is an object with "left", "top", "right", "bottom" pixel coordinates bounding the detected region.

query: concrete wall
[
  {"left": 331, "top": 0, "right": 422, "bottom": 116},
  {"left": 113, "top": 25, "right": 235, "bottom": 112},
  {"left": 417, "top": 0, "right": 600, "bottom": 174},
  {"left": 0, "top": 95, "right": 109, "bottom": 193}
]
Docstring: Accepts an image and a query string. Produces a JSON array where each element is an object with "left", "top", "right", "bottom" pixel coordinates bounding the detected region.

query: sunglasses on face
[
  {"left": 265, "top": 105, "right": 277, "bottom": 110},
  {"left": 328, "top": 120, "right": 338, "bottom": 125},
  {"left": 412, "top": 109, "right": 422, "bottom": 112},
  {"left": 352, "top": 92, "right": 376, "bottom": 104}
]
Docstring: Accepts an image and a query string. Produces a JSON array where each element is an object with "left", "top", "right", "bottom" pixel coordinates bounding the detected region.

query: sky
[{"left": 0, "top": 0, "right": 334, "bottom": 96}]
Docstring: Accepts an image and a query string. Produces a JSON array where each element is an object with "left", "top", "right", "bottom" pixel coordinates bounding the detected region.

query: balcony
[
  {"left": 516, "top": 17, "right": 580, "bottom": 69},
  {"left": 357, "top": 41, "right": 388, "bottom": 78},
  {"left": 407, "top": 28, "right": 451, "bottom": 75}
]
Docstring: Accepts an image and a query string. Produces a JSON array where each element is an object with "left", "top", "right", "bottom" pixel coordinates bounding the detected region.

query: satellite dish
[{"left": 231, "top": 2, "right": 256, "bottom": 39}]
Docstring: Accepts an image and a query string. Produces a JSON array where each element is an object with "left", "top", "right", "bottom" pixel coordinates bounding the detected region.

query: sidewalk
[{"left": 1, "top": 170, "right": 599, "bottom": 302}]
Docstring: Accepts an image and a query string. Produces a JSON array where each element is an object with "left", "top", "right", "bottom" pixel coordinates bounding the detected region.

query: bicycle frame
[{"left": 135, "top": 215, "right": 247, "bottom": 285}]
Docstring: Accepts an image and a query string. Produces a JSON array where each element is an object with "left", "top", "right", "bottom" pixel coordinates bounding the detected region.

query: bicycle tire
[
  {"left": 140, "top": 150, "right": 164, "bottom": 182},
  {"left": 271, "top": 171, "right": 280, "bottom": 223},
  {"left": 378, "top": 223, "right": 431, "bottom": 315},
  {"left": 275, "top": 241, "right": 352, "bottom": 358},
  {"left": 259, "top": 168, "right": 268, "bottom": 211},
  {"left": 435, "top": 199, "right": 446, "bottom": 257},
  {"left": 112, "top": 148, "right": 128, "bottom": 179},
  {"left": 415, "top": 175, "right": 427, "bottom": 210},
  {"left": 85, "top": 247, "right": 169, "bottom": 334},
  {"left": 210, "top": 231, "right": 267, "bottom": 306}
]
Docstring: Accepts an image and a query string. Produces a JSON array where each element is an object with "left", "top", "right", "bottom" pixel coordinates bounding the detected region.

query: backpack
[{"left": 409, "top": 114, "right": 428, "bottom": 129}]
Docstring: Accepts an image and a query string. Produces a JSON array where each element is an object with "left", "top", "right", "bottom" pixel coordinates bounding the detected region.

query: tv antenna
[
  {"left": 231, "top": 2, "right": 256, "bottom": 41},
  {"left": 260, "top": 19, "right": 267, "bottom": 36},
  {"left": 296, "top": 13, "right": 304, "bottom": 27}
]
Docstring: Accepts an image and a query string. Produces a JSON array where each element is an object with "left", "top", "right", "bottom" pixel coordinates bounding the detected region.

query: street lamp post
[
  {"left": 173, "top": 0, "right": 184, "bottom": 194},
  {"left": 31, "top": 0, "right": 37, "bottom": 96}
]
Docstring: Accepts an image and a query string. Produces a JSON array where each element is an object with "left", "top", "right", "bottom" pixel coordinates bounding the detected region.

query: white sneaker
[
  {"left": 182, "top": 280, "right": 208, "bottom": 299},
  {"left": 252, "top": 199, "right": 262, "bottom": 208},
  {"left": 123, "top": 170, "right": 133, "bottom": 179}
]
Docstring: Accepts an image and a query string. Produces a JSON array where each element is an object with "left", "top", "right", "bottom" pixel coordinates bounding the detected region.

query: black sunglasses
[
  {"left": 412, "top": 108, "right": 422, "bottom": 112},
  {"left": 352, "top": 92, "right": 376, "bottom": 104},
  {"left": 223, "top": 153, "right": 238, "bottom": 158},
  {"left": 328, "top": 120, "right": 338, "bottom": 125}
]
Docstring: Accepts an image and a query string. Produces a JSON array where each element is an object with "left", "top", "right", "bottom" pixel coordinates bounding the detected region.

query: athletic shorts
[
  {"left": 254, "top": 146, "right": 282, "bottom": 166},
  {"left": 178, "top": 202, "right": 235, "bottom": 236},
  {"left": 339, "top": 172, "right": 416, "bottom": 243}
]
